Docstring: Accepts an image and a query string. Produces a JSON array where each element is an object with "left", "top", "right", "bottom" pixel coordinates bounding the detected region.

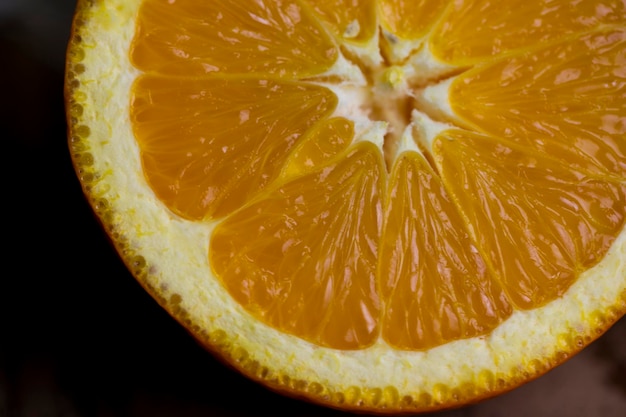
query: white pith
[
  {"left": 69, "top": 0, "right": 626, "bottom": 409},
  {"left": 314, "top": 28, "right": 458, "bottom": 162}
]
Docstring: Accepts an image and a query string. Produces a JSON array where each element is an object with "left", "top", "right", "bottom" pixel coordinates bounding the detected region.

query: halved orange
[{"left": 65, "top": 0, "right": 626, "bottom": 413}]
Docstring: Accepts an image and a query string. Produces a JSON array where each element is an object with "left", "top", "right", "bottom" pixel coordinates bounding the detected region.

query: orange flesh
[
  {"left": 131, "top": 0, "right": 338, "bottom": 78},
  {"left": 131, "top": 76, "right": 337, "bottom": 220},
  {"left": 129, "top": 0, "right": 626, "bottom": 350},
  {"left": 435, "top": 130, "right": 626, "bottom": 309},
  {"left": 380, "top": 153, "right": 511, "bottom": 349},
  {"left": 379, "top": 0, "right": 450, "bottom": 41},
  {"left": 449, "top": 28, "right": 626, "bottom": 178},
  {"left": 210, "top": 142, "right": 384, "bottom": 349},
  {"left": 429, "top": 0, "right": 626, "bottom": 65},
  {"left": 301, "top": 0, "right": 378, "bottom": 43}
]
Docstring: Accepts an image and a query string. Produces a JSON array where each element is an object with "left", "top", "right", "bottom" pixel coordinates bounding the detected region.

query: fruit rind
[{"left": 66, "top": 0, "right": 626, "bottom": 413}]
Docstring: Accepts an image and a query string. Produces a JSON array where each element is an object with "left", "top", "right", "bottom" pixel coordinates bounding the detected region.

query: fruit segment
[
  {"left": 379, "top": 0, "right": 450, "bottom": 41},
  {"left": 281, "top": 117, "right": 354, "bottom": 178},
  {"left": 449, "top": 28, "right": 626, "bottom": 178},
  {"left": 131, "top": 76, "right": 337, "bottom": 220},
  {"left": 131, "top": 0, "right": 338, "bottom": 78},
  {"left": 436, "top": 130, "right": 626, "bottom": 309},
  {"left": 302, "top": 0, "right": 378, "bottom": 43},
  {"left": 210, "top": 142, "right": 384, "bottom": 349},
  {"left": 380, "top": 152, "right": 511, "bottom": 350},
  {"left": 430, "top": 0, "right": 626, "bottom": 65}
]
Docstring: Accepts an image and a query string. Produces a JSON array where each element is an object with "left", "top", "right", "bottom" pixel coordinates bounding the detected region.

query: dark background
[{"left": 1, "top": 1, "right": 625, "bottom": 416}]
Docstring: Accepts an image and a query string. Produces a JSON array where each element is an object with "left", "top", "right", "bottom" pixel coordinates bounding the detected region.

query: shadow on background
[{"left": 0, "top": 1, "right": 624, "bottom": 416}]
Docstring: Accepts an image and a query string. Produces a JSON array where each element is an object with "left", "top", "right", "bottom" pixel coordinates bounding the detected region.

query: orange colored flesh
[
  {"left": 379, "top": 0, "right": 450, "bottom": 40},
  {"left": 129, "top": 0, "right": 626, "bottom": 350},
  {"left": 302, "top": 0, "right": 378, "bottom": 43},
  {"left": 131, "top": 76, "right": 337, "bottom": 220},
  {"left": 211, "top": 142, "right": 384, "bottom": 349},
  {"left": 131, "top": 0, "right": 337, "bottom": 78},
  {"left": 449, "top": 28, "right": 626, "bottom": 178},
  {"left": 380, "top": 153, "right": 511, "bottom": 349},
  {"left": 429, "top": 0, "right": 626, "bottom": 65},
  {"left": 281, "top": 117, "right": 354, "bottom": 178}
]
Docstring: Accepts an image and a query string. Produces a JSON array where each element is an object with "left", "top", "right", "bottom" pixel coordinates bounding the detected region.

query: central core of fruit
[
  {"left": 327, "top": 51, "right": 453, "bottom": 170},
  {"left": 370, "top": 66, "right": 418, "bottom": 167}
]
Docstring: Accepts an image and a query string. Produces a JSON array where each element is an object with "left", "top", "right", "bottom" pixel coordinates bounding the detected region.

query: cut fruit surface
[
  {"left": 211, "top": 142, "right": 384, "bottom": 350},
  {"left": 436, "top": 130, "right": 626, "bottom": 308},
  {"left": 66, "top": 0, "right": 626, "bottom": 413},
  {"left": 429, "top": 0, "right": 626, "bottom": 65},
  {"left": 131, "top": 0, "right": 338, "bottom": 77},
  {"left": 448, "top": 28, "right": 626, "bottom": 178},
  {"left": 131, "top": 76, "right": 338, "bottom": 220},
  {"left": 380, "top": 152, "right": 512, "bottom": 350}
]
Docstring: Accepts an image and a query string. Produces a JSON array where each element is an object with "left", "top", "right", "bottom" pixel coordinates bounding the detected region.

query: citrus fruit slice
[{"left": 66, "top": 0, "right": 626, "bottom": 413}]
